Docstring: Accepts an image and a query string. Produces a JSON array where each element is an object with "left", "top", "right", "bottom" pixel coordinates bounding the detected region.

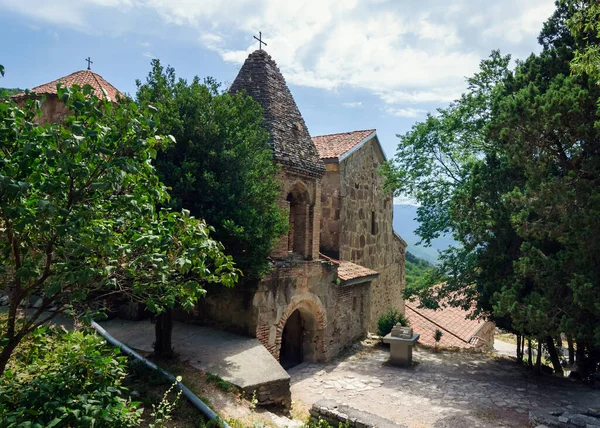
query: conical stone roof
[{"left": 230, "top": 50, "right": 325, "bottom": 178}]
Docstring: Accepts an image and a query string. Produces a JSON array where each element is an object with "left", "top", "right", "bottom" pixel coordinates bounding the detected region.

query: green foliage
[
  {"left": 136, "top": 60, "right": 288, "bottom": 280},
  {"left": 405, "top": 251, "right": 436, "bottom": 294},
  {"left": 148, "top": 376, "right": 183, "bottom": 428},
  {"left": 206, "top": 373, "right": 234, "bottom": 392},
  {"left": 0, "top": 88, "right": 23, "bottom": 97},
  {"left": 434, "top": 329, "right": 443, "bottom": 342},
  {"left": 0, "top": 82, "right": 237, "bottom": 371},
  {"left": 385, "top": 1, "right": 600, "bottom": 373},
  {"left": 377, "top": 308, "right": 409, "bottom": 337},
  {"left": 123, "top": 209, "right": 238, "bottom": 315},
  {"left": 568, "top": 0, "right": 600, "bottom": 84},
  {"left": 0, "top": 325, "right": 142, "bottom": 427}
]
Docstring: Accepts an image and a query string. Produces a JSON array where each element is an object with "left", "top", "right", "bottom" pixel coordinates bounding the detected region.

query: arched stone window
[{"left": 286, "top": 182, "right": 312, "bottom": 259}]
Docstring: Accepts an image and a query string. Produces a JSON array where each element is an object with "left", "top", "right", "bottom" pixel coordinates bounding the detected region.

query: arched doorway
[
  {"left": 286, "top": 183, "right": 312, "bottom": 259},
  {"left": 279, "top": 307, "right": 318, "bottom": 369}
]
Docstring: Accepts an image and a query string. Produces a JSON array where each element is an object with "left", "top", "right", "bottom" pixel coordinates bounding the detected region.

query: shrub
[
  {"left": 377, "top": 308, "right": 409, "bottom": 337},
  {"left": 0, "top": 325, "right": 142, "bottom": 427}
]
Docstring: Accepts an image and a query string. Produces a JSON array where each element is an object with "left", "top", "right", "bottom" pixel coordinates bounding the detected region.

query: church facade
[{"left": 197, "top": 50, "right": 406, "bottom": 373}]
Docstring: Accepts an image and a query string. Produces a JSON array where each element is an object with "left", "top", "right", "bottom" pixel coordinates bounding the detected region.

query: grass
[
  {"left": 125, "top": 358, "right": 206, "bottom": 428},
  {"left": 495, "top": 332, "right": 518, "bottom": 345},
  {"left": 206, "top": 373, "right": 235, "bottom": 393}
]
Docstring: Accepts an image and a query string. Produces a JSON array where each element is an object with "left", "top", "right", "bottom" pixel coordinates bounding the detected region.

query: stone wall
[
  {"left": 15, "top": 95, "right": 70, "bottom": 125},
  {"left": 310, "top": 399, "right": 402, "bottom": 428},
  {"left": 333, "top": 138, "right": 405, "bottom": 330},
  {"left": 272, "top": 170, "right": 321, "bottom": 261},
  {"left": 196, "top": 258, "right": 371, "bottom": 363},
  {"left": 319, "top": 163, "right": 341, "bottom": 258},
  {"left": 472, "top": 320, "right": 496, "bottom": 351},
  {"left": 253, "top": 259, "right": 370, "bottom": 362}
]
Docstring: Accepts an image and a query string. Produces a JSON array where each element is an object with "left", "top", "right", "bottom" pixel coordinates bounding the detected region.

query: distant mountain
[{"left": 393, "top": 204, "right": 457, "bottom": 264}]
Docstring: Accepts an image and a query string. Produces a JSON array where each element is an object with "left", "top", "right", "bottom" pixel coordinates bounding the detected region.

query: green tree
[
  {"left": 136, "top": 60, "right": 288, "bottom": 282},
  {"left": 0, "top": 88, "right": 23, "bottom": 97},
  {"left": 491, "top": 2, "right": 600, "bottom": 374},
  {"left": 404, "top": 251, "right": 435, "bottom": 294},
  {"left": 383, "top": 50, "right": 514, "bottom": 316},
  {"left": 385, "top": 2, "right": 600, "bottom": 375},
  {"left": 0, "top": 84, "right": 237, "bottom": 371},
  {"left": 568, "top": 0, "right": 600, "bottom": 83}
]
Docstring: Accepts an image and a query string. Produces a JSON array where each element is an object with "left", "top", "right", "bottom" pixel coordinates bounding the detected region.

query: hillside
[
  {"left": 405, "top": 251, "right": 434, "bottom": 291},
  {"left": 1, "top": 88, "right": 23, "bottom": 96},
  {"left": 393, "top": 204, "right": 456, "bottom": 264}
]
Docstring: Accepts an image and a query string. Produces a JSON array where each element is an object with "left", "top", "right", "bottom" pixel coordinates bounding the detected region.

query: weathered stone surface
[
  {"left": 101, "top": 319, "right": 292, "bottom": 408},
  {"left": 229, "top": 50, "right": 325, "bottom": 179},
  {"left": 310, "top": 399, "right": 405, "bottom": 427},
  {"left": 320, "top": 136, "right": 405, "bottom": 329}
]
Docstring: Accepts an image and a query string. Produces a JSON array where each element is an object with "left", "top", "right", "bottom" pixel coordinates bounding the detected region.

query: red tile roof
[
  {"left": 320, "top": 253, "right": 379, "bottom": 282},
  {"left": 13, "top": 70, "right": 122, "bottom": 101},
  {"left": 312, "top": 129, "right": 376, "bottom": 161},
  {"left": 406, "top": 299, "right": 489, "bottom": 350}
]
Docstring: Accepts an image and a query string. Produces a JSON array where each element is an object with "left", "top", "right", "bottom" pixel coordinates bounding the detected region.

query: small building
[
  {"left": 405, "top": 299, "right": 495, "bottom": 351},
  {"left": 12, "top": 69, "right": 121, "bottom": 124}
]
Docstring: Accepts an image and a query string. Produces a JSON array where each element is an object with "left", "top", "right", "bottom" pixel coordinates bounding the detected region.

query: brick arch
[
  {"left": 286, "top": 180, "right": 313, "bottom": 205},
  {"left": 285, "top": 180, "right": 314, "bottom": 258},
  {"left": 276, "top": 294, "right": 327, "bottom": 363}
]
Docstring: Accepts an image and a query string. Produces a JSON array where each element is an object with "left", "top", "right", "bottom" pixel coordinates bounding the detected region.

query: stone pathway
[{"left": 289, "top": 346, "right": 600, "bottom": 427}]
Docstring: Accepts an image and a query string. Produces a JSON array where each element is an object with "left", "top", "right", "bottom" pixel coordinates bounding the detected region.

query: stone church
[
  {"left": 13, "top": 50, "right": 407, "bottom": 370},
  {"left": 199, "top": 49, "right": 407, "bottom": 368}
]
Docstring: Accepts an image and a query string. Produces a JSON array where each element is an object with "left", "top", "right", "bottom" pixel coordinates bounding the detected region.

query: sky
[{"left": 0, "top": 0, "right": 557, "bottom": 175}]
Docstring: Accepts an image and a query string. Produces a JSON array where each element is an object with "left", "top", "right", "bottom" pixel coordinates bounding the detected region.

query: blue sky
[{"left": 0, "top": 0, "right": 555, "bottom": 177}]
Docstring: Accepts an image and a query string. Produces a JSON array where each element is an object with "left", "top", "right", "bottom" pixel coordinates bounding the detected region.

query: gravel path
[{"left": 289, "top": 345, "right": 600, "bottom": 427}]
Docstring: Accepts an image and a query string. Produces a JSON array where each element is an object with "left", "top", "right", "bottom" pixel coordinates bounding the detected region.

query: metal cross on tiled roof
[
  {"left": 85, "top": 57, "right": 93, "bottom": 70},
  {"left": 253, "top": 32, "right": 267, "bottom": 50}
]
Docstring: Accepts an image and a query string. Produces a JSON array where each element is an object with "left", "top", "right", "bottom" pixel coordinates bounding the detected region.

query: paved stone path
[{"left": 289, "top": 346, "right": 600, "bottom": 427}]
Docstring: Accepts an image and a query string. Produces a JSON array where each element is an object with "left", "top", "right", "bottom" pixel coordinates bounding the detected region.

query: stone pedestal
[{"left": 383, "top": 325, "right": 419, "bottom": 366}]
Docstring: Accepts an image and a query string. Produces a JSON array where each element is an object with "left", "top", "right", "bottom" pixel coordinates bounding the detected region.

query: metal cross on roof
[
  {"left": 85, "top": 57, "right": 93, "bottom": 70},
  {"left": 253, "top": 32, "right": 267, "bottom": 50}
]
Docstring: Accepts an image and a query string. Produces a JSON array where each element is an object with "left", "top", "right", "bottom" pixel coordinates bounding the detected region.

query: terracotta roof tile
[
  {"left": 405, "top": 298, "right": 488, "bottom": 350},
  {"left": 13, "top": 70, "right": 122, "bottom": 101},
  {"left": 320, "top": 253, "right": 379, "bottom": 282},
  {"left": 312, "top": 129, "right": 376, "bottom": 161}
]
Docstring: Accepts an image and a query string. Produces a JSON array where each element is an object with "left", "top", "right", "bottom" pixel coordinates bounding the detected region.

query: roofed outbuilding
[
  {"left": 405, "top": 298, "right": 495, "bottom": 351},
  {"left": 12, "top": 69, "right": 122, "bottom": 102}
]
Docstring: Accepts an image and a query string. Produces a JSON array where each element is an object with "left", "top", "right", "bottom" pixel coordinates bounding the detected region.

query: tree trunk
[
  {"left": 567, "top": 336, "right": 575, "bottom": 366},
  {"left": 534, "top": 340, "right": 542, "bottom": 375},
  {"left": 516, "top": 334, "right": 522, "bottom": 362},
  {"left": 521, "top": 336, "right": 525, "bottom": 362},
  {"left": 546, "top": 336, "right": 563, "bottom": 376},
  {"left": 528, "top": 338, "right": 533, "bottom": 369},
  {"left": 576, "top": 340, "right": 588, "bottom": 378},
  {"left": 0, "top": 335, "right": 22, "bottom": 377},
  {"left": 154, "top": 309, "right": 174, "bottom": 358}
]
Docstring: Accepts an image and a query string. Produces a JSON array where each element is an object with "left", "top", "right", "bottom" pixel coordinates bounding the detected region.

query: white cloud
[
  {"left": 385, "top": 107, "right": 427, "bottom": 118},
  {"left": 142, "top": 51, "right": 156, "bottom": 58},
  {"left": 0, "top": 0, "right": 557, "bottom": 107},
  {"left": 343, "top": 101, "right": 363, "bottom": 108}
]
